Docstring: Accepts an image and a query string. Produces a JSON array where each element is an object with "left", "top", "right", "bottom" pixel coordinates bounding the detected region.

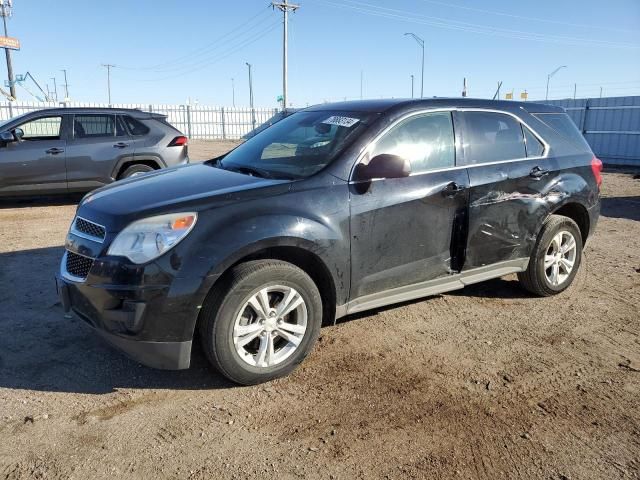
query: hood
[{"left": 77, "top": 164, "right": 289, "bottom": 231}]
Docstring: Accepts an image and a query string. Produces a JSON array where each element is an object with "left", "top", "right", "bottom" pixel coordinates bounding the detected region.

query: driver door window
[
  {"left": 18, "top": 116, "right": 62, "bottom": 141},
  {"left": 371, "top": 111, "right": 455, "bottom": 173}
]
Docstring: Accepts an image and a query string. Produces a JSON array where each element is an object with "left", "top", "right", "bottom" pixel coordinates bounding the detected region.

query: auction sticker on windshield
[{"left": 322, "top": 116, "right": 360, "bottom": 128}]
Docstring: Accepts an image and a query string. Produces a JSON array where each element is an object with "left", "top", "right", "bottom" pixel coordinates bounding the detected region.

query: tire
[
  {"left": 119, "top": 164, "right": 154, "bottom": 179},
  {"left": 518, "top": 214, "right": 583, "bottom": 296},
  {"left": 199, "top": 260, "right": 323, "bottom": 385}
]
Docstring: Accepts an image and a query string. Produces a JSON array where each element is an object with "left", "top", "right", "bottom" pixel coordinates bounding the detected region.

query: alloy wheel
[
  {"left": 232, "top": 285, "right": 308, "bottom": 368},
  {"left": 544, "top": 230, "right": 577, "bottom": 286}
]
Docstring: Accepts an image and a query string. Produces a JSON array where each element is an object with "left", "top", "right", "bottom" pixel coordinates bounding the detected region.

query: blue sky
[{"left": 7, "top": 0, "right": 640, "bottom": 107}]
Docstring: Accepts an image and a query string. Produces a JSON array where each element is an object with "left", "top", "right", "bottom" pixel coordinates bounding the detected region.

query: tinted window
[
  {"left": 115, "top": 116, "right": 127, "bottom": 137},
  {"left": 123, "top": 116, "right": 150, "bottom": 136},
  {"left": 533, "top": 113, "right": 591, "bottom": 151},
  {"left": 523, "top": 125, "right": 545, "bottom": 157},
  {"left": 462, "top": 112, "right": 526, "bottom": 164},
  {"left": 18, "top": 116, "right": 62, "bottom": 140},
  {"left": 74, "top": 115, "right": 115, "bottom": 138},
  {"left": 371, "top": 111, "right": 455, "bottom": 173}
]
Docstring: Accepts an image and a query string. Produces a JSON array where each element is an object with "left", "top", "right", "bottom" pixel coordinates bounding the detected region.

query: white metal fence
[{"left": 0, "top": 101, "right": 283, "bottom": 140}]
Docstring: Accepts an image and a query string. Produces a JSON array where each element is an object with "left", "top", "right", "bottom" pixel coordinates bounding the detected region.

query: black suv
[
  {"left": 57, "top": 98, "right": 601, "bottom": 385},
  {"left": 0, "top": 107, "right": 188, "bottom": 197}
]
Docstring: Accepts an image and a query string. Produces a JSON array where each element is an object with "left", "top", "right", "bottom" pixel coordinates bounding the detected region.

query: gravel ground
[{"left": 0, "top": 141, "right": 638, "bottom": 479}]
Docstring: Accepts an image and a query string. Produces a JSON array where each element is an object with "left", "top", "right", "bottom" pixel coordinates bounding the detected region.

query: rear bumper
[{"left": 56, "top": 274, "right": 194, "bottom": 370}]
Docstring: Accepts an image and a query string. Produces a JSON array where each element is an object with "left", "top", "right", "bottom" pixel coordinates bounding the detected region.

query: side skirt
[{"left": 335, "top": 258, "right": 529, "bottom": 319}]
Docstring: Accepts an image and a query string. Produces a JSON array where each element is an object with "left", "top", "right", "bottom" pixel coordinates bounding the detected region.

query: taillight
[
  {"left": 591, "top": 156, "right": 603, "bottom": 189},
  {"left": 168, "top": 136, "right": 188, "bottom": 147}
]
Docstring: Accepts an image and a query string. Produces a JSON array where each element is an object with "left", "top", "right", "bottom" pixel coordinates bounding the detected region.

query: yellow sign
[
  {"left": 0, "top": 36, "right": 20, "bottom": 50},
  {"left": 505, "top": 92, "right": 513, "bottom": 100},
  {"left": 520, "top": 91, "right": 528, "bottom": 100}
]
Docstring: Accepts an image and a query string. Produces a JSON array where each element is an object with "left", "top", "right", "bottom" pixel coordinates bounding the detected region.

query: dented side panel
[{"left": 464, "top": 153, "right": 596, "bottom": 269}]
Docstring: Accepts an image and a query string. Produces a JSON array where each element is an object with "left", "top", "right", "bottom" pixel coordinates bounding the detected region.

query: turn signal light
[
  {"left": 591, "top": 156, "right": 603, "bottom": 189},
  {"left": 168, "top": 136, "right": 188, "bottom": 147},
  {"left": 171, "top": 215, "right": 196, "bottom": 230}
]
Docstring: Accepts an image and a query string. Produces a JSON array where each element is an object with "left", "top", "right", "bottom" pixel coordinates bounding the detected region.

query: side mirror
[
  {"left": 354, "top": 153, "right": 411, "bottom": 181},
  {"left": 13, "top": 127, "right": 24, "bottom": 140},
  {"left": 0, "top": 130, "right": 15, "bottom": 143}
]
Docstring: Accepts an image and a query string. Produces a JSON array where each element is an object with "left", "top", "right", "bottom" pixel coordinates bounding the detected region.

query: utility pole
[
  {"left": 231, "top": 77, "right": 235, "bottom": 107},
  {"left": 246, "top": 62, "right": 255, "bottom": 130},
  {"left": 410, "top": 74, "right": 414, "bottom": 98},
  {"left": 573, "top": 83, "right": 577, "bottom": 100},
  {"left": 0, "top": 0, "right": 16, "bottom": 99},
  {"left": 404, "top": 33, "right": 424, "bottom": 98},
  {"left": 101, "top": 63, "right": 115, "bottom": 105},
  {"left": 545, "top": 65, "right": 567, "bottom": 100},
  {"left": 61, "top": 69, "right": 69, "bottom": 100},
  {"left": 50, "top": 77, "right": 58, "bottom": 102},
  {"left": 599, "top": 86, "right": 603, "bottom": 98},
  {"left": 462, "top": 77, "right": 467, "bottom": 97},
  {"left": 271, "top": 0, "right": 299, "bottom": 111},
  {"left": 360, "top": 70, "right": 363, "bottom": 99}
]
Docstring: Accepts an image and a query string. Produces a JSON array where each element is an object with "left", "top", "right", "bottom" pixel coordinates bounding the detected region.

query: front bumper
[{"left": 56, "top": 274, "right": 193, "bottom": 370}]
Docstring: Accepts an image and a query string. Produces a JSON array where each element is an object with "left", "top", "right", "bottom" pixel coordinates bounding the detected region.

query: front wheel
[
  {"left": 199, "top": 260, "right": 322, "bottom": 385},
  {"left": 518, "top": 215, "right": 583, "bottom": 296}
]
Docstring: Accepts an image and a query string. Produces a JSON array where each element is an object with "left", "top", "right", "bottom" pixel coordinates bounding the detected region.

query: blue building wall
[{"left": 542, "top": 96, "right": 640, "bottom": 167}]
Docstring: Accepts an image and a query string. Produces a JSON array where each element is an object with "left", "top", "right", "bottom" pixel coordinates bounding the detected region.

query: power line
[
  {"left": 134, "top": 22, "right": 281, "bottom": 82},
  {"left": 309, "top": 0, "right": 640, "bottom": 50},
  {"left": 415, "top": 0, "right": 637, "bottom": 34},
  {"left": 118, "top": 7, "right": 273, "bottom": 72}
]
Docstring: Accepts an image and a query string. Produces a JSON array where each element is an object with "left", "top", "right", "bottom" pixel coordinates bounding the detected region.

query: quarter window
[
  {"left": 18, "top": 116, "right": 62, "bottom": 140},
  {"left": 74, "top": 115, "right": 115, "bottom": 138},
  {"left": 122, "top": 116, "right": 150, "bottom": 136},
  {"left": 462, "top": 112, "right": 526, "bottom": 165},
  {"left": 371, "top": 111, "right": 455, "bottom": 173},
  {"left": 523, "top": 125, "right": 544, "bottom": 157}
]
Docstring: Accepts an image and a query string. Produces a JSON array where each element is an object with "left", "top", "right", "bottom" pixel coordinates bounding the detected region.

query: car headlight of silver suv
[{"left": 107, "top": 212, "right": 197, "bottom": 264}]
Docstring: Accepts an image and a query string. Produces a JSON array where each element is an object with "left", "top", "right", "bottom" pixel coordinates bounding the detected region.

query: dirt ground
[{"left": 0, "top": 141, "right": 638, "bottom": 479}]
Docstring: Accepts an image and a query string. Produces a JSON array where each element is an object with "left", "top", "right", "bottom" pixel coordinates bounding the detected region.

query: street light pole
[
  {"left": 231, "top": 77, "right": 235, "bottom": 107},
  {"left": 545, "top": 65, "right": 567, "bottom": 100},
  {"left": 50, "top": 77, "right": 58, "bottom": 102},
  {"left": 61, "top": 69, "right": 69, "bottom": 100},
  {"left": 246, "top": 62, "right": 255, "bottom": 130},
  {"left": 410, "top": 74, "right": 414, "bottom": 98},
  {"left": 404, "top": 33, "right": 425, "bottom": 98}
]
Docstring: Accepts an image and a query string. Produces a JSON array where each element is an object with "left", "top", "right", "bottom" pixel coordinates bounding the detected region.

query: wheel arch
[
  {"left": 550, "top": 201, "right": 590, "bottom": 244},
  {"left": 112, "top": 155, "right": 166, "bottom": 179},
  {"left": 196, "top": 240, "right": 338, "bottom": 334}
]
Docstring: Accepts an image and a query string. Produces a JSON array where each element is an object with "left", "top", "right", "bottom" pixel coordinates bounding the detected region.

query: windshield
[{"left": 215, "top": 110, "right": 373, "bottom": 179}]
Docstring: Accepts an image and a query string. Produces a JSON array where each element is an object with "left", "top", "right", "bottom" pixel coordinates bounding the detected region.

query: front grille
[
  {"left": 66, "top": 252, "right": 94, "bottom": 279},
  {"left": 74, "top": 217, "right": 106, "bottom": 241}
]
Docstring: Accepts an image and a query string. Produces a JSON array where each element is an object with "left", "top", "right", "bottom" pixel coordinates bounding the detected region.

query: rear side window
[
  {"left": 74, "top": 115, "right": 115, "bottom": 138},
  {"left": 523, "top": 125, "right": 545, "bottom": 157},
  {"left": 461, "top": 112, "right": 526, "bottom": 164},
  {"left": 122, "top": 116, "right": 150, "bottom": 136},
  {"left": 372, "top": 111, "right": 455, "bottom": 173},
  {"left": 533, "top": 113, "right": 590, "bottom": 151}
]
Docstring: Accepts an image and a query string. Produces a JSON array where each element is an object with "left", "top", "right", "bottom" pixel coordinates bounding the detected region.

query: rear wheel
[
  {"left": 119, "top": 164, "right": 154, "bottom": 179},
  {"left": 518, "top": 215, "right": 583, "bottom": 296},
  {"left": 199, "top": 260, "right": 322, "bottom": 385}
]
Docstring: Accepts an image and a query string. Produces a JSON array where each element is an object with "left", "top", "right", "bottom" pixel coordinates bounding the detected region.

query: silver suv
[{"left": 0, "top": 107, "right": 189, "bottom": 197}]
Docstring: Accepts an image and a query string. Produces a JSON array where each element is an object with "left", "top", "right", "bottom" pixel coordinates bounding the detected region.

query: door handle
[
  {"left": 113, "top": 142, "right": 129, "bottom": 148},
  {"left": 46, "top": 147, "right": 64, "bottom": 155},
  {"left": 441, "top": 181, "right": 465, "bottom": 197},
  {"left": 529, "top": 166, "right": 550, "bottom": 178}
]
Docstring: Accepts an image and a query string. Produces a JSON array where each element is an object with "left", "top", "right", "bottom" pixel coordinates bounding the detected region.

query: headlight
[{"left": 107, "top": 212, "right": 197, "bottom": 264}]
